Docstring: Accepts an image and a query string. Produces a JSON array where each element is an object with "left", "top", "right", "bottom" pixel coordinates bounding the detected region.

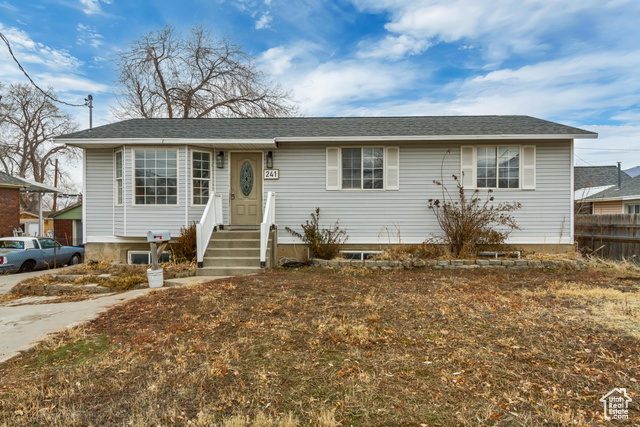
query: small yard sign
[{"left": 264, "top": 169, "right": 279, "bottom": 180}]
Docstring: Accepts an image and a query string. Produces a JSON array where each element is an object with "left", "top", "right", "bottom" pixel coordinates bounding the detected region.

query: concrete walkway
[
  {"left": 0, "top": 273, "right": 229, "bottom": 364},
  {"left": 0, "top": 267, "right": 69, "bottom": 296},
  {"left": 0, "top": 289, "right": 153, "bottom": 363}
]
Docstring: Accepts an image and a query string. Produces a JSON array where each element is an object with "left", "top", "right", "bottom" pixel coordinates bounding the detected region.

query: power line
[{"left": 0, "top": 31, "right": 87, "bottom": 108}]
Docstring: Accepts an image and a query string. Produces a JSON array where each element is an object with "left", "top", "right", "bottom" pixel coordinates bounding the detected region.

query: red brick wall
[
  {"left": 0, "top": 187, "right": 20, "bottom": 238},
  {"left": 53, "top": 219, "right": 75, "bottom": 246}
]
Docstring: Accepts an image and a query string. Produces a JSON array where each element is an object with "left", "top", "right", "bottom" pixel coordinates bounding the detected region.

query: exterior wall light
[
  {"left": 216, "top": 151, "right": 224, "bottom": 169},
  {"left": 266, "top": 151, "right": 273, "bottom": 169}
]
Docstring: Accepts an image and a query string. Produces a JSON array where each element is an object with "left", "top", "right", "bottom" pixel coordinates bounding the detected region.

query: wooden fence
[{"left": 574, "top": 214, "right": 640, "bottom": 260}]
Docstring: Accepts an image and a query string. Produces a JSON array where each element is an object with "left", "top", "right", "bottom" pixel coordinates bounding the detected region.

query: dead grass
[{"left": 0, "top": 267, "right": 639, "bottom": 425}]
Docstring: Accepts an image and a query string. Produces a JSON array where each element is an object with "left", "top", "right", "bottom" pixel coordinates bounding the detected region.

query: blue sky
[{"left": 1, "top": 0, "right": 640, "bottom": 174}]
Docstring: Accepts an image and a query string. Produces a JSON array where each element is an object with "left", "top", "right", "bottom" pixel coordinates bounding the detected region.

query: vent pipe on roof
[{"left": 618, "top": 162, "right": 622, "bottom": 189}]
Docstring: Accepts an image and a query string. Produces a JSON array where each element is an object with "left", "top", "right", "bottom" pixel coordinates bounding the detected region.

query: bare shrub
[
  {"left": 428, "top": 151, "right": 521, "bottom": 258},
  {"left": 285, "top": 208, "right": 347, "bottom": 260},
  {"left": 171, "top": 222, "right": 197, "bottom": 262}
]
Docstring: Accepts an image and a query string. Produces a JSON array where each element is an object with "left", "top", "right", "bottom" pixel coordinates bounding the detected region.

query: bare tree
[
  {"left": 0, "top": 83, "right": 79, "bottom": 211},
  {"left": 114, "top": 25, "right": 297, "bottom": 119}
]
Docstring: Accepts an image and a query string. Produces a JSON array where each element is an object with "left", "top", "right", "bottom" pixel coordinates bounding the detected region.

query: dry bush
[
  {"left": 285, "top": 208, "right": 347, "bottom": 260},
  {"left": 171, "top": 222, "right": 197, "bottom": 262},
  {"left": 429, "top": 176, "right": 520, "bottom": 258},
  {"left": 374, "top": 242, "right": 448, "bottom": 261}
]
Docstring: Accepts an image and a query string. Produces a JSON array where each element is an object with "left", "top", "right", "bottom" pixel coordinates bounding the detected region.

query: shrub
[
  {"left": 285, "top": 208, "right": 347, "bottom": 260},
  {"left": 428, "top": 151, "right": 521, "bottom": 258},
  {"left": 171, "top": 222, "right": 197, "bottom": 262}
]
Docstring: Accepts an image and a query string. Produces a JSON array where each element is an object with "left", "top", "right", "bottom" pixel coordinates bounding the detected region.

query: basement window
[
  {"left": 340, "top": 250, "right": 381, "bottom": 260},
  {"left": 128, "top": 251, "right": 172, "bottom": 265}
]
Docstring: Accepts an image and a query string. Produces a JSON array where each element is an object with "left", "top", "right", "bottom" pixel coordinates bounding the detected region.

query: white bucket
[{"left": 147, "top": 268, "right": 164, "bottom": 288}]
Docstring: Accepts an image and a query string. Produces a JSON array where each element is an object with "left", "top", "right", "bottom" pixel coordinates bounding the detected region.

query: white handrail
[
  {"left": 260, "top": 192, "right": 276, "bottom": 267},
  {"left": 196, "top": 193, "right": 223, "bottom": 267}
]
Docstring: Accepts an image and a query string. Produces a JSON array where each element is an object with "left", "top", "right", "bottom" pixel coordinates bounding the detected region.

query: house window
[
  {"left": 341, "top": 147, "right": 384, "bottom": 189},
  {"left": 627, "top": 204, "right": 640, "bottom": 214},
  {"left": 477, "top": 146, "right": 520, "bottom": 189},
  {"left": 134, "top": 150, "right": 178, "bottom": 205},
  {"left": 340, "top": 250, "right": 381, "bottom": 260},
  {"left": 128, "top": 251, "right": 171, "bottom": 265},
  {"left": 192, "top": 151, "right": 211, "bottom": 205},
  {"left": 115, "top": 150, "right": 123, "bottom": 205}
]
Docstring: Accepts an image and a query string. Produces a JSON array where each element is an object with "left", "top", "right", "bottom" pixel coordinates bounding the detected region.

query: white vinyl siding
[{"left": 265, "top": 140, "right": 572, "bottom": 246}]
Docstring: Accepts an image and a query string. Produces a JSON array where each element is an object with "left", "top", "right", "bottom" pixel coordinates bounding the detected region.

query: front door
[{"left": 230, "top": 152, "right": 262, "bottom": 225}]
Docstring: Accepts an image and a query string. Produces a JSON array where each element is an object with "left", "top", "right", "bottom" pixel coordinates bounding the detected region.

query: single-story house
[
  {"left": 55, "top": 116, "right": 597, "bottom": 274},
  {"left": 574, "top": 165, "right": 631, "bottom": 214},
  {"left": 0, "top": 171, "right": 60, "bottom": 238},
  {"left": 582, "top": 173, "right": 640, "bottom": 214},
  {"left": 19, "top": 211, "right": 53, "bottom": 237},
  {"left": 50, "top": 201, "right": 83, "bottom": 246}
]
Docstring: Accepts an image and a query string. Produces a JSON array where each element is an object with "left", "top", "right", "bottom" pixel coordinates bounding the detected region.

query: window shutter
[
  {"left": 521, "top": 145, "right": 536, "bottom": 189},
  {"left": 460, "top": 146, "right": 475, "bottom": 189},
  {"left": 385, "top": 147, "right": 400, "bottom": 190},
  {"left": 326, "top": 147, "right": 340, "bottom": 190}
]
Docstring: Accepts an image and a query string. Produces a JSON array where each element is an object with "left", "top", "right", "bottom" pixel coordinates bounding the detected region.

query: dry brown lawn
[{"left": 0, "top": 266, "right": 639, "bottom": 426}]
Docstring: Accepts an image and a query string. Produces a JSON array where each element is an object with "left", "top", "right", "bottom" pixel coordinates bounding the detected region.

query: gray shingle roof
[
  {"left": 57, "top": 116, "right": 597, "bottom": 140},
  {"left": 0, "top": 171, "right": 27, "bottom": 187},
  {"left": 574, "top": 166, "right": 631, "bottom": 191},
  {"left": 587, "top": 174, "right": 640, "bottom": 200}
]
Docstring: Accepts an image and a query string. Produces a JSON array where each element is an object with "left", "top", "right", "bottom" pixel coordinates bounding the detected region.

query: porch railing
[
  {"left": 196, "top": 193, "right": 223, "bottom": 267},
  {"left": 260, "top": 192, "right": 276, "bottom": 267}
]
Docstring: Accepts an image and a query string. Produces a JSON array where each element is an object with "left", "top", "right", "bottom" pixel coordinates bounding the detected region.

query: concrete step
[
  {"left": 208, "top": 239, "right": 260, "bottom": 249},
  {"left": 211, "top": 230, "right": 260, "bottom": 240},
  {"left": 202, "top": 256, "right": 260, "bottom": 267},
  {"left": 205, "top": 247, "right": 266, "bottom": 258},
  {"left": 196, "top": 266, "right": 262, "bottom": 277}
]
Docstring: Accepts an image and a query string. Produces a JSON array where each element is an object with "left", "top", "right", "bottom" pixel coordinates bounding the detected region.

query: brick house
[
  {"left": 0, "top": 172, "right": 22, "bottom": 238},
  {"left": 0, "top": 171, "right": 61, "bottom": 237}
]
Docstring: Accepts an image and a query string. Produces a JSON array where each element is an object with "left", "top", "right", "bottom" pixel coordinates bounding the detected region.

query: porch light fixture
[
  {"left": 266, "top": 151, "right": 273, "bottom": 169},
  {"left": 216, "top": 151, "right": 224, "bottom": 169}
]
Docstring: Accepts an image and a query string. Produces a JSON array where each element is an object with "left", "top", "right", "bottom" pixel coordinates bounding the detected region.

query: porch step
[
  {"left": 205, "top": 247, "right": 265, "bottom": 258},
  {"left": 196, "top": 266, "right": 262, "bottom": 276},
  {"left": 202, "top": 256, "right": 261, "bottom": 267},
  {"left": 211, "top": 230, "right": 260, "bottom": 240},
  {"left": 208, "top": 239, "right": 260, "bottom": 249}
]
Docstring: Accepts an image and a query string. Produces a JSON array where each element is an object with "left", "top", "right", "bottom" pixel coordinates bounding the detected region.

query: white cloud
[
  {"left": 79, "top": 0, "right": 111, "bottom": 15},
  {"left": 0, "top": 2, "right": 18, "bottom": 12},
  {"left": 574, "top": 124, "right": 640, "bottom": 167},
  {"left": 255, "top": 13, "right": 272, "bottom": 30},
  {"left": 258, "top": 42, "right": 322, "bottom": 76},
  {"left": 292, "top": 60, "right": 416, "bottom": 115},
  {"left": 358, "top": 34, "right": 431, "bottom": 60},
  {"left": 350, "top": 0, "right": 638, "bottom": 61},
  {"left": 77, "top": 23, "right": 104, "bottom": 48}
]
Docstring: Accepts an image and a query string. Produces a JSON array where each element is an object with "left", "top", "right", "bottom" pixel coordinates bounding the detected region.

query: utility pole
[
  {"left": 53, "top": 158, "right": 58, "bottom": 212},
  {"left": 85, "top": 94, "right": 93, "bottom": 129}
]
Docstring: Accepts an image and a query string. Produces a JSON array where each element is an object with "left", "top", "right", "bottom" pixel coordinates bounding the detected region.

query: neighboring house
[
  {"left": 55, "top": 116, "right": 597, "bottom": 271},
  {"left": 0, "top": 171, "right": 60, "bottom": 238},
  {"left": 583, "top": 174, "right": 640, "bottom": 214},
  {"left": 574, "top": 165, "right": 631, "bottom": 214},
  {"left": 19, "top": 211, "right": 53, "bottom": 237},
  {"left": 0, "top": 172, "right": 23, "bottom": 238},
  {"left": 50, "top": 202, "right": 83, "bottom": 246}
]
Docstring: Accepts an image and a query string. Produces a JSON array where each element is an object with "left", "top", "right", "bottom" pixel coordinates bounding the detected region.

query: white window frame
[
  {"left": 340, "top": 146, "right": 385, "bottom": 191},
  {"left": 191, "top": 150, "right": 212, "bottom": 206},
  {"left": 624, "top": 202, "right": 640, "bottom": 214},
  {"left": 132, "top": 149, "right": 179, "bottom": 206},
  {"left": 475, "top": 145, "right": 521, "bottom": 190},
  {"left": 127, "top": 250, "right": 172, "bottom": 265},
  {"left": 340, "top": 250, "right": 382, "bottom": 260},
  {"left": 114, "top": 149, "right": 123, "bottom": 206}
]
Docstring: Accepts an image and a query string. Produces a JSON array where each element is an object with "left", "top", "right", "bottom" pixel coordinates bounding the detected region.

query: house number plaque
[{"left": 264, "top": 169, "right": 279, "bottom": 180}]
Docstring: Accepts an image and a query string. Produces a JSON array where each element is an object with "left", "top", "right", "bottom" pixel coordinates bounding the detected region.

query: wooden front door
[{"left": 230, "top": 152, "right": 262, "bottom": 225}]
